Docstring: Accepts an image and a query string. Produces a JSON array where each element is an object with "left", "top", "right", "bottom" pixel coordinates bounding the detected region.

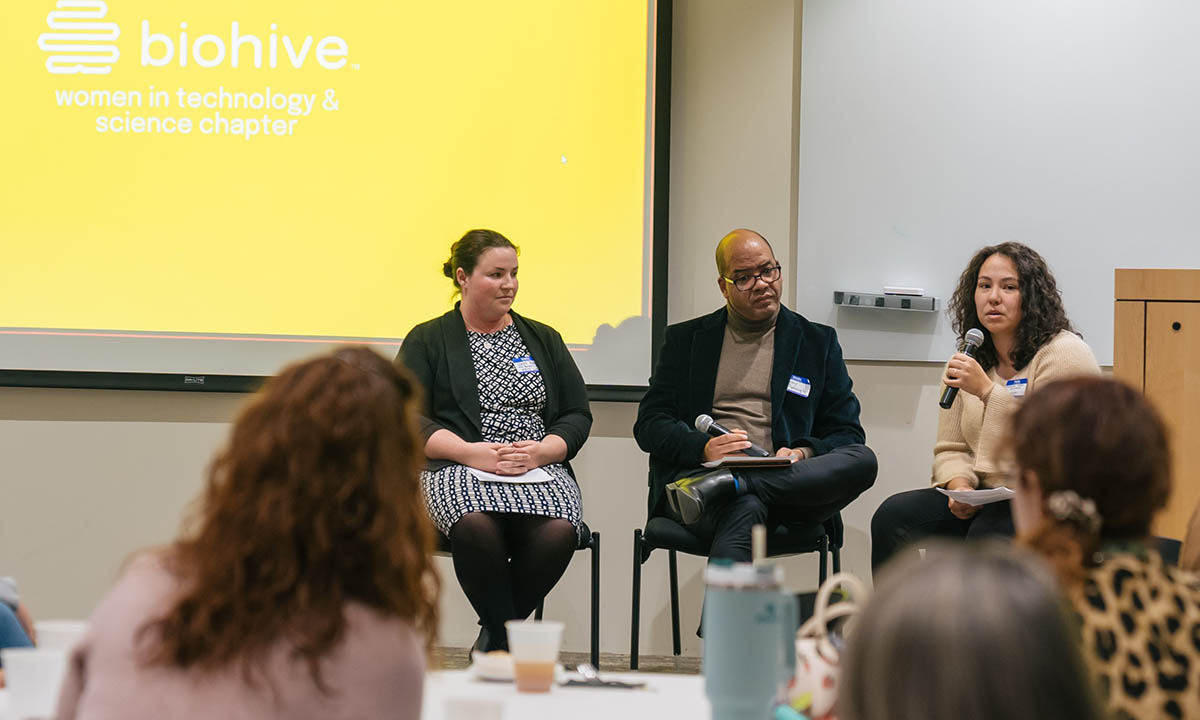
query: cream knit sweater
[{"left": 932, "top": 330, "right": 1100, "bottom": 489}]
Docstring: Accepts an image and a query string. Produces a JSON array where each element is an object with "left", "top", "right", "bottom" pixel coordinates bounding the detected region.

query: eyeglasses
[{"left": 724, "top": 264, "right": 782, "bottom": 291}]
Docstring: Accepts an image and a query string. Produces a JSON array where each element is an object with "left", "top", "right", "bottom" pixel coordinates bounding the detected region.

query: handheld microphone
[
  {"left": 939, "top": 328, "right": 986, "bottom": 410},
  {"left": 695, "top": 414, "right": 771, "bottom": 457}
]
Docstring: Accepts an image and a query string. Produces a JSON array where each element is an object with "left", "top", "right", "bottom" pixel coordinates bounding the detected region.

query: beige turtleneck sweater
[
  {"left": 712, "top": 305, "right": 778, "bottom": 454},
  {"left": 932, "top": 330, "right": 1100, "bottom": 488}
]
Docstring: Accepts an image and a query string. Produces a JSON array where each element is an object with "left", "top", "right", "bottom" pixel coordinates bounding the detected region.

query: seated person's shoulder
[
  {"left": 1048, "top": 329, "right": 1094, "bottom": 353},
  {"left": 780, "top": 309, "right": 839, "bottom": 346},
  {"left": 113, "top": 550, "right": 178, "bottom": 597},
  {"left": 405, "top": 311, "right": 455, "bottom": 339},
  {"left": 515, "top": 313, "right": 563, "bottom": 340},
  {"left": 1039, "top": 330, "right": 1100, "bottom": 370},
  {"left": 82, "top": 550, "right": 181, "bottom": 645},
  {"left": 667, "top": 310, "right": 719, "bottom": 334}
]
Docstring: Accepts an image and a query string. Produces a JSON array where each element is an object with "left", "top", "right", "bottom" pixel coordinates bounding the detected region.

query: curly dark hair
[
  {"left": 142, "top": 346, "right": 439, "bottom": 689},
  {"left": 947, "top": 242, "right": 1073, "bottom": 372}
]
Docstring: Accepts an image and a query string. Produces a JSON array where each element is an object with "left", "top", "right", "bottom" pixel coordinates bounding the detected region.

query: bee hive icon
[{"left": 37, "top": 0, "right": 120, "bottom": 75}]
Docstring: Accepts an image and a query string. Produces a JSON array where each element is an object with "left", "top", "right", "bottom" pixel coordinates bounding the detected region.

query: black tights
[{"left": 448, "top": 512, "right": 577, "bottom": 651}]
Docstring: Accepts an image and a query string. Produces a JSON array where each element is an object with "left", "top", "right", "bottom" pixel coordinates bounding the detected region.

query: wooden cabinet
[{"left": 1114, "top": 269, "right": 1200, "bottom": 540}]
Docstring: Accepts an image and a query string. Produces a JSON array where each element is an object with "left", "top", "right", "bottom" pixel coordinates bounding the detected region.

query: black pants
[
  {"left": 447, "top": 512, "right": 577, "bottom": 651},
  {"left": 870, "top": 487, "right": 1014, "bottom": 573},
  {"left": 667, "top": 444, "right": 878, "bottom": 562}
]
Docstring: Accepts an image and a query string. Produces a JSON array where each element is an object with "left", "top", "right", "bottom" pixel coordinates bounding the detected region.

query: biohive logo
[
  {"left": 37, "top": 0, "right": 121, "bottom": 75},
  {"left": 37, "top": 1, "right": 352, "bottom": 74}
]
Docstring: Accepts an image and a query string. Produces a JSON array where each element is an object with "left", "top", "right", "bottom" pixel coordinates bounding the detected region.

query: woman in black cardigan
[{"left": 398, "top": 229, "right": 592, "bottom": 652}]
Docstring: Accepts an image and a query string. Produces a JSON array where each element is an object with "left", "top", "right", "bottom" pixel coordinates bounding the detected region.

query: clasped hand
[
  {"left": 942, "top": 352, "right": 992, "bottom": 400},
  {"left": 468, "top": 440, "right": 548, "bottom": 475}
]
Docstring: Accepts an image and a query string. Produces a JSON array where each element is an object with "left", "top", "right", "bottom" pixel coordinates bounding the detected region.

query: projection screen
[{"left": 0, "top": 0, "right": 662, "bottom": 391}]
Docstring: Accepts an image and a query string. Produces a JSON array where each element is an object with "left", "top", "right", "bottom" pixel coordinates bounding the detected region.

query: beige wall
[{"left": 0, "top": 0, "right": 948, "bottom": 659}]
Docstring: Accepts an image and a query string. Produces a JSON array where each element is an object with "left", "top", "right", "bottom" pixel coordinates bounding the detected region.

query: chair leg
[
  {"left": 630, "top": 529, "right": 643, "bottom": 671},
  {"left": 818, "top": 534, "right": 829, "bottom": 585},
  {"left": 833, "top": 545, "right": 842, "bottom": 574},
  {"left": 590, "top": 531, "right": 600, "bottom": 669},
  {"left": 669, "top": 549, "right": 681, "bottom": 657}
]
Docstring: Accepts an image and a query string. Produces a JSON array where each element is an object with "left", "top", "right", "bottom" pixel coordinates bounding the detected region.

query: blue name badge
[
  {"left": 787, "top": 375, "right": 811, "bottom": 397},
  {"left": 1006, "top": 378, "right": 1028, "bottom": 398},
  {"left": 512, "top": 356, "right": 539, "bottom": 374}
]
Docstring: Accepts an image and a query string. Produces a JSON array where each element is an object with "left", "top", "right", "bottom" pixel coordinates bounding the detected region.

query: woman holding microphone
[{"left": 870, "top": 242, "right": 1099, "bottom": 572}]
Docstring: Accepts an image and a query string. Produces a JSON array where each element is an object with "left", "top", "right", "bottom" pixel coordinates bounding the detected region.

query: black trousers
[
  {"left": 667, "top": 444, "right": 878, "bottom": 562},
  {"left": 870, "top": 487, "right": 1014, "bottom": 573}
]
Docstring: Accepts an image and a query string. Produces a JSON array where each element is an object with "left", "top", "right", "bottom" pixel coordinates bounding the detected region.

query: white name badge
[
  {"left": 787, "top": 375, "right": 811, "bottom": 397},
  {"left": 512, "top": 356, "right": 539, "bottom": 374},
  {"left": 1006, "top": 378, "right": 1028, "bottom": 398}
]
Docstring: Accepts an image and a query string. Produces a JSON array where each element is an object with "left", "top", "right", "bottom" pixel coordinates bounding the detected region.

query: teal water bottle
[{"left": 703, "top": 562, "right": 798, "bottom": 720}]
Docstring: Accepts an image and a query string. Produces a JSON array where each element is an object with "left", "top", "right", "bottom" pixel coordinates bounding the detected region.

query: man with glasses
[{"left": 634, "top": 229, "right": 877, "bottom": 562}]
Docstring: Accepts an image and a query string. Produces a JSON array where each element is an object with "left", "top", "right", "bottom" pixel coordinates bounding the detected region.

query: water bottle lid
[{"left": 704, "top": 561, "right": 783, "bottom": 588}]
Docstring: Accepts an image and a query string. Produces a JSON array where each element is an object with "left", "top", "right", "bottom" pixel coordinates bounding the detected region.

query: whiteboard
[{"left": 795, "top": 0, "right": 1200, "bottom": 365}]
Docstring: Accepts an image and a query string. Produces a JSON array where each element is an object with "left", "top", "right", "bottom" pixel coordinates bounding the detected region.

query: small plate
[{"left": 470, "top": 651, "right": 514, "bottom": 682}]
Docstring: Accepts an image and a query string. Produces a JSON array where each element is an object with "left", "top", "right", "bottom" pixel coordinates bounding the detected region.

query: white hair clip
[{"left": 1046, "top": 490, "right": 1102, "bottom": 534}]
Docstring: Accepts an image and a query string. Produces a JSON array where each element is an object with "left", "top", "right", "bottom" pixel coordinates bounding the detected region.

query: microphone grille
[
  {"left": 964, "top": 328, "right": 985, "bottom": 349},
  {"left": 695, "top": 414, "right": 714, "bottom": 432}
]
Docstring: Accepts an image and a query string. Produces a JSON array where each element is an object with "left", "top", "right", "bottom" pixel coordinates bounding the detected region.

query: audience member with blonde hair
[
  {"left": 840, "top": 542, "right": 1102, "bottom": 720},
  {"left": 1011, "top": 377, "right": 1200, "bottom": 719},
  {"left": 55, "top": 347, "right": 439, "bottom": 720}
]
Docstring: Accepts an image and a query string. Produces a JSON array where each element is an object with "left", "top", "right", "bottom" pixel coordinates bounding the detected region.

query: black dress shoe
[
  {"left": 472, "top": 625, "right": 509, "bottom": 655},
  {"left": 471, "top": 626, "right": 490, "bottom": 657},
  {"left": 665, "top": 469, "right": 741, "bottom": 524}
]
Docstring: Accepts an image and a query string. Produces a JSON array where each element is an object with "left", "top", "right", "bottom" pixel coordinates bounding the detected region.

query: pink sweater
[{"left": 55, "top": 556, "right": 425, "bottom": 720}]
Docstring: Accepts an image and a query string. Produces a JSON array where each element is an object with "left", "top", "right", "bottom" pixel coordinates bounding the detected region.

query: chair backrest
[{"left": 1154, "top": 536, "right": 1182, "bottom": 567}]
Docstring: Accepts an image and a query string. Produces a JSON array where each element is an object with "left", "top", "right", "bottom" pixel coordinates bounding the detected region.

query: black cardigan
[
  {"left": 397, "top": 306, "right": 593, "bottom": 474},
  {"left": 633, "top": 305, "right": 865, "bottom": 517}
]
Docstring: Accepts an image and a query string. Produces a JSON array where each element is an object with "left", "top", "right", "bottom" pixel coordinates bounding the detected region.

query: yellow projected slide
[{"left": 0, "top": 1, "right": 649, "bottom": 346}]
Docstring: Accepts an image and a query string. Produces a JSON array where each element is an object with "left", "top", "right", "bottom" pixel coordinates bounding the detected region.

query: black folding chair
[{"left": 629, "top": 514, "right": 841, "bottom": 670}]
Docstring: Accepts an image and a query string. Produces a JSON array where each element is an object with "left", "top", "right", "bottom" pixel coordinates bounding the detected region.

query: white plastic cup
[
  {"left": 504, "top": 620, "right": 563, "bottom": 693},
  {"left": 1, "top": 647, "right": 69, "bottom": 719},
  {"left": 33, "top": 620, "right": 88, "bottom": 652}
]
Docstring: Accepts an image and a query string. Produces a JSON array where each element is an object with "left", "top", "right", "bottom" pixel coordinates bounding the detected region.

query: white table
[
  {"left": 422, "top": 670, "right": 709, "bottom": 720},
  {"left": 1, "top": 671, "right": 710, "bottom": 720}
]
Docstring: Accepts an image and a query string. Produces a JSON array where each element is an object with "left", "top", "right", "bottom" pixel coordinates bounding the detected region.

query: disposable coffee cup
[
  {"left": 34, "top": 620, "right": 88, "bottom": 652},
  {"left": 1, "top": 647, "right": 69, "bottom": 719},
  {"left": 504, "top": 620, "right": 562, "bottom": 693}
]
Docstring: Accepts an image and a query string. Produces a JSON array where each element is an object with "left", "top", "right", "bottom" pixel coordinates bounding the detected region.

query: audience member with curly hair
[{"left": 54, "top": 347, "right": 439, "bottom": 720}]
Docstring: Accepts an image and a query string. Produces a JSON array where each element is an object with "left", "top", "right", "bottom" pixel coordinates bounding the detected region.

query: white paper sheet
[
  {"left": 936, "top": 486, "right": 1015, "bottom": 507},
  {"left": 468, "top": 467, "right": 553, "bottom": 484}
]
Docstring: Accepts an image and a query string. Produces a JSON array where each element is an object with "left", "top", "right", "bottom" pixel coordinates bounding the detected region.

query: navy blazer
[
  {"left": 397, "top": 306, "right": 593, "bottom": 475},
  {"left": 633, "top": 305, "right": 865, "bottom": 517}
]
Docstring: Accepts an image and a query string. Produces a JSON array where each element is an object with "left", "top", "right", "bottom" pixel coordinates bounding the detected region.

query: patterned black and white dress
[{"left": 421, "top": 324, "right": 583, "bottom": 540}]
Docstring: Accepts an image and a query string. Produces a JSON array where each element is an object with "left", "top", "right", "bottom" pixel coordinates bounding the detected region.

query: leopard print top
[{"left": 1073, "top": 547, "right": 1200, "bottom": 720}]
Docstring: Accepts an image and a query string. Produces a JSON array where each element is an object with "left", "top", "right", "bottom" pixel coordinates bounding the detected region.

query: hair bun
[{"left": 442, "top": 259, "right": 455, "bottom": 280}]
